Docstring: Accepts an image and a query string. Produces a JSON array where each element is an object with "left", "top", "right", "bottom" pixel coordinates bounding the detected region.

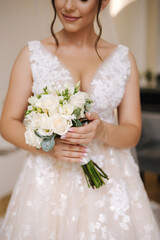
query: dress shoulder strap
[
  {"left": 117, "top": 44, "right": 131, "bottom": 76},
  {"left": 28, "top": 40, "right": 41, "bottom": 64}
]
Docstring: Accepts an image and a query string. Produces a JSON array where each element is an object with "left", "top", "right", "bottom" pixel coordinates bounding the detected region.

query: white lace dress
[{"left": 0, "top": 41, "right": 160, "bottom": 240}]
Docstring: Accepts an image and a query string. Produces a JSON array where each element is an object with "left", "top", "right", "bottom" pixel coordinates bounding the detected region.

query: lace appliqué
[
  {"left": 90, "top": 45, "right": 130, "bottom": 123},
  {"left": 108, "top": 179, "right": 131, "bottom": 230},
  {"left": 28, "top": 41, "right": 72, "bottom": 96}
]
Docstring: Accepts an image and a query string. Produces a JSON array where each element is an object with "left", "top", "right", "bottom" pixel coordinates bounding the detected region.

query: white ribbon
[
  {"left": 80, "top": 153, "right": 91, "bottom": 166},
  {"left": 80, "top": 144, "right": 91, "bottom": 166}
]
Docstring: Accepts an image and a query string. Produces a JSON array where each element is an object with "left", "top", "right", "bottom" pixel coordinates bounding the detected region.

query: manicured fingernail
[
  {"left": 84, "top": 148, "right": 90, "bottom": 153},
  {"left": 82, "top": 153, "right": 88, "bottom": 157},
  {"left": 60, "top": 135, "right": 67, "bottom": 139}
]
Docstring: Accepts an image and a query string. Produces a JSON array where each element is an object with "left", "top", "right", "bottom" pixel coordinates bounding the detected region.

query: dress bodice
[{"left": 28, "top": 40, "right": 130, "bottom": 124}]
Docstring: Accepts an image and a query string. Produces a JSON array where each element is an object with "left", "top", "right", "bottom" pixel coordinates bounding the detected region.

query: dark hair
[{"left": 50, "top": 0, "right": 103, "bottom": 60}]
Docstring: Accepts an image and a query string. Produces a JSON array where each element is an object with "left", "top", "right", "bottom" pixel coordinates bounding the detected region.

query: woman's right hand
[{"left": 48, "top": 138, "right": 89, "bottom": 163}]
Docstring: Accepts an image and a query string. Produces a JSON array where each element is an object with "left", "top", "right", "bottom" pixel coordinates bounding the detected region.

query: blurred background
[{"left": 0, "top": 0, "right": 160, "bottom": 224}]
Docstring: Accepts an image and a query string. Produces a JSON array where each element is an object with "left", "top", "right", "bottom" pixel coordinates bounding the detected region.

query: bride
[{"left": 0, "top": 0, "right": 160, "bottom": 239}]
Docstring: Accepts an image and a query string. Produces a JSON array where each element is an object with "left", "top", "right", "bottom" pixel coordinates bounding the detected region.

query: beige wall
[
  {"left": 146, "top": 0, "right": 159, "bottom": 72},
  {"left": 113, "top": 0, "right": 148, "bottom": 73},
  {"left": 155, "top": 0, "right": 160, "bottom": 73},
  {"left": 0, "top": 0, "right": 159, "bottom": 107},
  {"left": 113, "top": 0, "right": 159, "bottom": 74},
  {"left": 0, "top": 0, "right": 53, "bottom": 107}
]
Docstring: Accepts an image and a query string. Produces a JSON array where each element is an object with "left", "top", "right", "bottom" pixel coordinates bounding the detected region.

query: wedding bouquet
[{"left": 24, "top": 82, "right": 109, "bottom": 189}]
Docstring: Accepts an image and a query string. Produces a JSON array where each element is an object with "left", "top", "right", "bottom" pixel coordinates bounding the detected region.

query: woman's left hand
[{"left": 60, "top": 112, "right": 104, "bottom": 145}]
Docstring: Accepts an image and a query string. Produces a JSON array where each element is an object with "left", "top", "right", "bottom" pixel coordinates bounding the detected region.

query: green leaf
[
  {"left": 80, "top": 118, "right": 89, "bottom": 125},
  {"left": 37, "top": 94, "right": 42, "bottom": 99},
  {"left": 64, "top": 95, "right": 70, "bottom": 101},
  {"left": 41, "top": 136, "right": 55, "bottom": 152},
  {"left": 64, "top": 88, "right": 69, "bottom": 96},
  {"left": 86, "top": 98, "right": 93, "bottom": 104},
  {"left": 32, "top": 106, "right": 37, "bottom": 111},
  {"left": 25, "top": 110, "right": 32, "bottom": 115},
  {"left": 85, "top": 103, "right": 91, "bottom": 110},
  {"left": 74, "top": 81, "right": 80, "bottom": 94},
  {"left": 34, "top": 130, "right": 43, "bottom": 138},
  {"left": 72, "top": 108, "right": 81, "bottom": 118},
  {"left": 34, "top": 130, "right": 56, "bottom": 140},
  {"left": 72, "top": 119, "right": 82, "bottom": 127},
  {"left": 37, "top": 108, "right": 44, "bottom": 113},
  {"left": 56, "top": 90, "right": 61, "bottom": 96},
  {"left": 43, "top": 86, "right": 48, "bottom": 94},
  {"left": 59, "top": 99, "right": 63, "bottom": 105}
]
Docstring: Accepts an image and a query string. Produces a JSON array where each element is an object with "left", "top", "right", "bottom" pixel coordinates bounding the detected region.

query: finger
[
  {"left": 59, "top": 139, "right": 87, "bottom": 146},
  {"left": 67, "top": 120, "right": 97, "bottom": 134},
  {"left": 62, "top": 131, "right": 94, "bottom": 140},
  {"left": 59, "top": 143, "right": 88, "bottom": 153},
  {"left": 56, "top": 154, "right": 81, "bottom": 163},
  {"left": 61, "top": 138, "right": 93, "bottom": 145},
  {"left": 86, "top": 112, "right": 100, "bottom": 121},
  {"left": 61, "top": 149, "right": 87, "bottom": 159},
  {"left": 58, "top": 139, "right": 77, "bottom": 145},
  {"left": 61, "top": 156, "right": 81, "bottom": 163}
]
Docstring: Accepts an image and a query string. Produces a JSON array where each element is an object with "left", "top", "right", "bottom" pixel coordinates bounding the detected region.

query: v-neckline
[{"left": 38, "top": 40, "right": 120, "bottom": 92}]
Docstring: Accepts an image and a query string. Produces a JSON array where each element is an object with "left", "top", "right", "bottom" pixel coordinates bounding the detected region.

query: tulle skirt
[{"left": 0, "top": 140, "right": 160, "bottom": 240}]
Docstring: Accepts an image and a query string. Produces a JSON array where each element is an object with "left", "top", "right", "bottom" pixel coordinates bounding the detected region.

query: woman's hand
[
  {"left": 60, "top": 112, "right": 104, "bottom": 145},
  {"left": 48, "top": 138, "right": 89, "bottom": 163}
]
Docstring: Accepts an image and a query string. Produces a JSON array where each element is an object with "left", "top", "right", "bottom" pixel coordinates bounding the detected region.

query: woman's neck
[{"left": 57, "top": 25, "right": 98, "bottom": 48}]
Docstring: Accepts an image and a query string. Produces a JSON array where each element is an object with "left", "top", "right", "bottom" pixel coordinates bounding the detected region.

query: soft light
[{"left": 110, "top": 0, "right": 137, "bottom": 17}]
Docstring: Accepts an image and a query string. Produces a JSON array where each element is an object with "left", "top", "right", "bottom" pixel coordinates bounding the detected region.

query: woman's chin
[{"left": 61, "top": 25, "right": 82, "bottom": 33}]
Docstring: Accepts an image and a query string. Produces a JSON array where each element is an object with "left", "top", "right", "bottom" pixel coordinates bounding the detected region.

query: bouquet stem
[{"left": 81, "top": 160, "right": 109, "bottom": 189}]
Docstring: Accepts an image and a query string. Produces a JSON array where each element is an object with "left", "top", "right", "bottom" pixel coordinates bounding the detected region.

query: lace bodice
[{"left": 28, "top": 41, "right": 130, "bottom": 124}]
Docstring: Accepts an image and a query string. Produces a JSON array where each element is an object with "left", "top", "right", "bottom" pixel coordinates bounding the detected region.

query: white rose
[
  {"left": 34, "top": 113, "right": 53, "bottom": 130},
  {"left": 28, "top": 94, "right": 59, "bottom": 116},
  {"left": 24, "top": 112, "right": 42, "bottom": 129},
  {"left": 24, "top": 111, "right": 37, "bottom": 128},
  {"left": 25, "top": 112, "right": 51, "bottom": 130},
  {"left": 25, "top": 127, "right": 42, "bottom": 148},
  {"left": 69, "top": 92, "right": 88, "bottom": 109},
  {"left": 51, "top": 114, "right": 72, "bottom": 135},
  {"left": 58, "top": 103, "right": 74, "bottom": 116},
  {"left": 37, "top": 95, "right": 59, "bottom": 113},
  {"left": 28, "top": 96, "right": 38, "bottom": 106}
]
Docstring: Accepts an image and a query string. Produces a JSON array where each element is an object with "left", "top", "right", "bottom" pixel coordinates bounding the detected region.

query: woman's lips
[{"left": 62, "top": 13, "right": 81, "bottom": 22}]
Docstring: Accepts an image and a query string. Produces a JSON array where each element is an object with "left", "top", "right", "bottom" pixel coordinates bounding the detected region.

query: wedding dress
[{"left": 0, "top": 40, "right": 160, "bottom": 240}]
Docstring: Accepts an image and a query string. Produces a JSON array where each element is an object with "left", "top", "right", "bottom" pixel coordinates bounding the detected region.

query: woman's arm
[
  {"left": 0, "top": 45, "right": 36, "bottom": 152},
  {"left": 61, "top": 51, "right": 142, "bottom": 149},
  {"left": 0, "top": 45, "right": 87, "bottom": 161}
]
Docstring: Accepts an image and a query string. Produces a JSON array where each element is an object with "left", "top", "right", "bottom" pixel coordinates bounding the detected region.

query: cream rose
[
  {"left": 25, "top": 127, "right": 42, "bottom": 148},
  {"left": 69, "top": 92, "right": 89, "bottom": 109},
  {"left": 58, "top": 103, "right": 74, "bottom": 116},
  {"left": 28, "top": 96, "right": 38, "bottom": 106},
  {"left": 24, "top": 112, "right": 44, "bottom": 129},
  {"left": 28, "top": 94, "right": 59, "bottom": 116},
  {"left": 51, "top": 114, "right": 72, "bottom": 135}
]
